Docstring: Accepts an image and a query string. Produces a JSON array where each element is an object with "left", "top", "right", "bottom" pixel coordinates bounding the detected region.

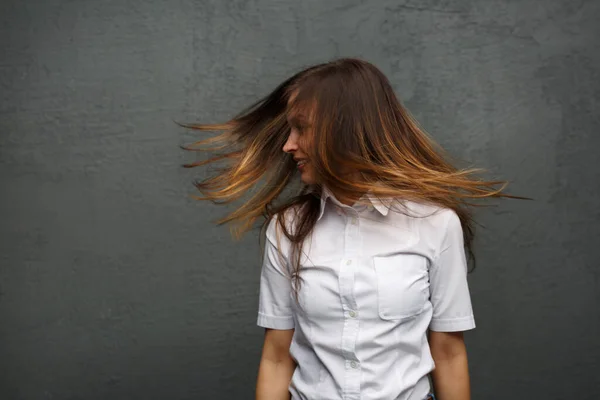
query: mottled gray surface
[{"left": 1, "top": 0, "right": 599, "bottom": 399}]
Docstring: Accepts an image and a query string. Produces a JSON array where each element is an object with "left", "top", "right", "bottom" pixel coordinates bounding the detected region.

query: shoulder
[
  {"left": 395, "top": 199, "right": 455, "bottom": 222},
  {"left": 395, "top": 200, "right": 461, "bottom": 238},
  {"left": 392, "top": 201, "right": 466, "bottom": 263},
  {"left": 265, "top": 204, "right": 304, "bottom": 241}
]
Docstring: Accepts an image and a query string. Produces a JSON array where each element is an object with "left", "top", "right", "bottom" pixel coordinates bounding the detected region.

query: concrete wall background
[{"left": 1, "top": 0, "right": 598, "bottom": 398}]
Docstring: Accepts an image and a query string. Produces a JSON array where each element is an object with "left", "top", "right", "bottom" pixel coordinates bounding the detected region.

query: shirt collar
[{"left": 317, "top": 185, "right": 392, "bottom": 220}]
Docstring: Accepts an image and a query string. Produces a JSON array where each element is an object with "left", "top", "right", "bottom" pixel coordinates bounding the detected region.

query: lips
[
  {"left": 294, "top": 159, "right": 308, "bottom": 171},
  {"left": 294, "top": 158, "right": 308, "bottom": 166}
]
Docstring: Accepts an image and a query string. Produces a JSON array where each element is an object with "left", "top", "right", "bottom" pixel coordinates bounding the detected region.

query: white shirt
[{"left": 257, "top": 187, "right": 475, "bottom": 400}]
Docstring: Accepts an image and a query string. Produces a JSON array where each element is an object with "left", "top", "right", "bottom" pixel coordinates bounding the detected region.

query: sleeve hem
[
  {"left": 257, "top": 312, "right": 294, "bottom": 330},
  {"left": 429, "top": 315, "right": 476, "bottom": 332}
]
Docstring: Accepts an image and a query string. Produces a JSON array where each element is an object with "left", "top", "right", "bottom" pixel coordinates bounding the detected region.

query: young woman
[{"left": 182, "top": 58, "right": 524, "bottom": 400}]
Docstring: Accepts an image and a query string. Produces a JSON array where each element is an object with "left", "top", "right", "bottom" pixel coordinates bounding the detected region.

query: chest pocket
[{"left": 373, "top": 253, "right": 429, "bottom": 320}]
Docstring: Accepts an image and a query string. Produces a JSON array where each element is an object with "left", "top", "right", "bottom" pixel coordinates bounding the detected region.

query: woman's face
[{"left": 283, "top": 99, "right": 318, "bottom": 185}]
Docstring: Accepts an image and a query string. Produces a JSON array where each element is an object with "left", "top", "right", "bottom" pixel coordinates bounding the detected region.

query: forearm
[
  {"left": 256, "top": 357, "right": 296, "bottom": 400},
  {"left": 430, "top": 352, "right": 470, "bottom": 400}
]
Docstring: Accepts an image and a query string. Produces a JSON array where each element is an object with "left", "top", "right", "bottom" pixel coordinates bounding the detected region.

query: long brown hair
[{"left": 180, "top": 58, "right": 529, "bottom": 300}]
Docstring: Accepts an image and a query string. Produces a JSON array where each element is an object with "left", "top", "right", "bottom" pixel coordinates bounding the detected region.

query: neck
[{"left": 325, "top": 186, "right": 366, "bottom": 207}]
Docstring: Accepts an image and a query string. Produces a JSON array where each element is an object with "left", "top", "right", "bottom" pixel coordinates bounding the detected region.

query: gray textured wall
[{"left": 1, "top": 0, "right": 599, "bottom": 399}]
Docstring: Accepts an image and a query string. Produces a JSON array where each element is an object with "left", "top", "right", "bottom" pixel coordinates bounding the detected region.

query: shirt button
[
  {"left": 346, "top": 260, "right": 352, "bottom": 265},
  {"left": 367, "top": 205, "right": 374, "bottom": 212},
  {"left": 349, "top": 310, "right": 357, "bottom": 318},
  {"left": 351, "top": 218, "right": 357, "bottom": 225},
  {"left": 350, "top": 361, "right": 359, "bottom": 369}
]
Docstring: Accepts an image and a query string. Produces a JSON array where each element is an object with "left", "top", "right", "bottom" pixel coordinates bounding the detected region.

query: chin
[{"left": 300, "top": 173, "right": 317, "bottom": 185}]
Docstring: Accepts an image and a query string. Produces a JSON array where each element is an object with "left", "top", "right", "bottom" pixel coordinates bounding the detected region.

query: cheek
[{"left": 298, "top": 137, "right": 314, "bottom": 156}]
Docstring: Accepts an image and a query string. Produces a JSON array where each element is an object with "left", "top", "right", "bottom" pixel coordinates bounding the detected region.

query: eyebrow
[{"left": 287, "top": 114, "right": 310, "bottom": 126}]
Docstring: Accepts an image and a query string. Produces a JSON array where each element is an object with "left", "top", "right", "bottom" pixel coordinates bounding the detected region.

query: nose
[{"left": 282, "top": 131, "right": 298, "bottom": 153}]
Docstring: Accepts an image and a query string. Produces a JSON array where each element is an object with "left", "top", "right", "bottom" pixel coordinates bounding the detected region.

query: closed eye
[
  {"left": 288, "top": 115, "right": 309, "bottom": 132},
  {"left": 288, "top": 122, "right": 304, "bottom": 135}
]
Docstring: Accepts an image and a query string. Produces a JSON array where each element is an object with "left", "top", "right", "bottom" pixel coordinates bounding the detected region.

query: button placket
[{"left": 339, "top": 210, "right": 361, "bottom": 397}]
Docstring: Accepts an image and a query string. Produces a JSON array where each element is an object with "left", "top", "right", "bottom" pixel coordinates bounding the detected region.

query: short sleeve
[
  {"left": 428, "top": 210, "right": 476, "bottom": 332},
  {"left": 256, "top": 216, "right": 295, "bottom": 330}
]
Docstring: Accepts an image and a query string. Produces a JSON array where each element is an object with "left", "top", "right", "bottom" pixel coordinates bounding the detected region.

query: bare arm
[
  {"left": 429, "top": 331, "right": 470, "bottom": 400},
  {"left": 256, "top": 328, "right": 296, "bottom": 400}
]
